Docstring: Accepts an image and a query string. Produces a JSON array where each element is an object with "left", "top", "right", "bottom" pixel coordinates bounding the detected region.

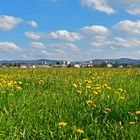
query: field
[{"left": 0, "top": 68, "right": 140, "bottom": 140}]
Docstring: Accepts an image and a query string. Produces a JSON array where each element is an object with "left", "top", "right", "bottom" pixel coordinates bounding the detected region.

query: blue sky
[{"left": 0, "top": 0, "right": 140, "bottom": 61}]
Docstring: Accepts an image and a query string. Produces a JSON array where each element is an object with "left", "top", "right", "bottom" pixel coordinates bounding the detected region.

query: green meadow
[{"left": 0, "top": 68, "right": 140, "bottom": 140}]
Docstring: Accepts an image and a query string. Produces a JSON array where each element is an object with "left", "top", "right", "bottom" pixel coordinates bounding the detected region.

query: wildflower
[
  {"left": 77, "top": 90, "right": 82, "bottom": 94},
  {"left": 76, "top": 128, "right": 84, "bottom": 134},
  {"left": 118, "top": 88, "right": 123, "bottom": 92},
  {"left": 119, "top": 96, "right": 125, "bottom": 100},
  {"left": 16, "top": 86, "right": 22, "bottom": 90},
  {"left": 129, "top": 122, "right": 137, "bottom": 125},
  {"left": 104, "top": 108, "right": 111, "bottom": 115},
  {"left": 86, "top": 85, "right": 91, "bottom": 89},
  {"left": 136, "top": 111, "right": 140, "bottom": 115},
  {"left": 73, "top": 84, "right": 78, "bottom": 88},
  {"left": 18, "top": 81, "right": 22, "bottom": 85},
  {"left": 58, "top": 122, "right": 67, "bottom": 127},
  {"left": 86, "top": 100, "right": 93, "bottom": 104},
  {"left": 86, "top": 100, "right": 96, "bottom": 109},
  {"left": 82, "top": 138, "right": 88, "bottom": 140},
  {"left": 102, "top": 84, "right": 108, "bottom": 88},
  {"left": 93, "top": 90, "right": 98, "bottom": 95},
  {"left": 107, "top": 86, "right": 111, "bottom": 90},
  {"left": 85, "top": 80, "right": 92, "bottom": 84}
]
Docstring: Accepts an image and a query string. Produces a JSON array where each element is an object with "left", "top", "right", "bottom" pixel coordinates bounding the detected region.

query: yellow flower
[
  {"left": 18, "top": 81, "right": 22, "bottom": 85},
  {"left": 104, "top": 108, "right": 111, "bottom": 115},
  {"left": 93, "top": 90, "right": 98, "bottom": 95},
  {"left": 118, "top": 88, "right": 123, "bottom": 92},
  {"left": 86, "top": 100, "right": 93, "bottom": 104},
  {"left": 136, "top": 111, "right": 140, "bottom": 115},
  {"left": 119, "top": 96, "right": 125, "bottom": 100},
  {"left": 107, "top": 86, "right": 111, "bottom": 90},
  {"left": 76, "top": 128, "right": 84, "bottom": 134},
  {"left": 17, "top": 86, "right": 22, "bottom": 90},
  {"left": 86, "top": 85, "right": 91, "bottom": 89},
  {"left": 73, "top": 84, "right": 78, "bottom": 88},
  {"left": 82, "top": 138, "right": 88, "bottom": 140},
  {"left": 129, "top": 122, "right": 137, "bottom": 125},
  {"left": 58, "top": 122, "right": 67, "bottom": 127},
  {"left": 85, "top": 80, "right": 92, "bottom": 84},
  {"left": 77, "top": 90, "right": 82, "bottom": 94}
]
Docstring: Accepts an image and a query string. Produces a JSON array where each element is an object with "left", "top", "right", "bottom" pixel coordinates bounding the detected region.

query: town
[{"left": 0, "top": 59, "right": 140, "bottom": 68}]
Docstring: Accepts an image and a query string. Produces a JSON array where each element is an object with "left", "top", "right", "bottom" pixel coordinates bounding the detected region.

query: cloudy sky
[{"left": 0, "top": 0, "right": 140, "bottom": 61}]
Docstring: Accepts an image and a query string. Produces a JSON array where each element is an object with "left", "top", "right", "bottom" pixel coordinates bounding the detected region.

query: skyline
[{"left": 0, "top": 0, "right": 140, "bottom": 61}]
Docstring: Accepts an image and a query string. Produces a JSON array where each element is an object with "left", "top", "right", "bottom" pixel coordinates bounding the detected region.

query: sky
[{"left": 0, "top": 0, "right": 140, "bottom": 61}]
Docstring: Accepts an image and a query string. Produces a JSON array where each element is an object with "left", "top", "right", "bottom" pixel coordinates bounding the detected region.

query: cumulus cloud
[
  {"left": 0, "top": 15, "right": 22, "bottom": 30},
  {"left": 24, "top": 31, "right": 47, "bottom": 40},
  {"left": 81, "top": 0, "right": 115, "bottom": 14},
  {"left": 81, "top": 0, "right": 140, "bottom": 15},
  {"left": 114, "top": 20, "right": 140, "bottom": 36},
  {"left": 27, "top": 21, "right": 38, "bottom": 28},
  {"left": 31, "top": 42, "right": 45, "bottom": 48},
  {"left": 121, "top": 0, "right": 140, "bottom": 15},
  {"left": 25, "top": 30, "right": 82, "bottom": 42},
  {"left": 113, "top": 37, "right": 140, "bottom": 48},
  {"left": 81, "top": 25, "right": 110, "bottom": 36},
  {"left": 48, "top": 30, "right": 82, "bottom": 42},
  {"left": 0, "top": 41, "right": 20, "bottom": 51}
]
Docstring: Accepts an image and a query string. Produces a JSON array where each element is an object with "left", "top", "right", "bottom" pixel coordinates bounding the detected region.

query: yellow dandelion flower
[
  {"left": 17, "top": 86, "right": 22, "bottom": 90},
  {"left": 86, "top": 100, "right": 93, "bottom": 104},
  {"left": 118, "top": 88, "right": 123, "bottom": 92},
  {"left": 107, "top": 86, "right": 111, "bottom": 90},
  {"left": 93, "top": 90, "right": 98, "bottom": 95},
  {"left": 86, "top": 85, "right": 91, "bottom": 89},
  {"left": 82, "top": 138, "right": 88, "bottom": 140},
  {"left": 119, "top": 96, "right": 125, "bottom": 100},
  {"left": 76, "top": 128, "right": 84, "bottom": 134},
  {"left": 73, "top": 84, "right": 78, "bottom": 88},
  {"left": 129, "top": 122, "right": 137, "bottom": 125},
  {"left": 136, "top": 111, "right": 140, "bottom": 115},
  {"left": 77, "top": 90, "right": 82, "bottom": 94},
  {"left": 58, "top": 122, "right": 67, "bottom": 127},
  {"left": 104, "top": 108, "right": 111, "bottom": 115}
]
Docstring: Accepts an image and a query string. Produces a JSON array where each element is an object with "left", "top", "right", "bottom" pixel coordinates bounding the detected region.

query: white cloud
[
  {"left": 0, "top": 15, "right": 22, "bottom": 30},
  {"left": 81, "top": 0, "right": 115, "bottom": 14},
  {"left": 113, "top": 37, "right": 140, "bottom": 48},
  {"left": 27, "top": 21, "right": 38, "bottom": 28},
  {"left": 31, "top": 42, "right": 45, "bottom": 48},
  {"left": 0, "top": 41, "right": 20, "bottom": 51},
  {"left": 114, "top": 20, "right": 140, "bottom": 36},
  {"left": 122, "top": 0, "right": 140, "bottom": 15},
  {"left": 24, "top": 30, "right": 82, "bottom": 42},
  {"left": 24, "top": 31, "right": 47, "bottom": 39},
  {"left": 81, "top": 25, "right": 110, "bottom": 36},
  {"left": 48, "top": 30, "right": 82, "bottom": 42}
]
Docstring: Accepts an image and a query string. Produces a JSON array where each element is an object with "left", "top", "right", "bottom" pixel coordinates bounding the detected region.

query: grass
[{"left": 0, "top": 68, "right": 140, "bottom": 139}]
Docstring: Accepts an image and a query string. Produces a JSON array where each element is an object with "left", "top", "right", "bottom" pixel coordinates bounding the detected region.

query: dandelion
[
  {"left": 17, "top": 86, "right": 22, "bottom": 90},
  {"left": 136, "top": 111, "right": 140, "bottom": 115},
  {"left": 82, "top": 138, "right": 88, "bottom": 140},
  {"left": 85, "top": 80, "right": 92, "bottom": 84},
  {"left": 73, "top": 84, "right": 78, "bottom": 88},
  {"left": 76, "top": 128, "right": 84, "bottom": 134},
  {"left": 119, "top": 96, "right": 125, "bottom": 100},
  {"left": 86, "top": 85, "right": 91, "bottom": 89},
  {"left": 129, "top": 122, "right": 137, "bottom": 125},
  {"left": 93, "top": 90, "right": 98, "bottom": 95},
  {"left": 118, "top": 88, "right": 123, "bottom": 92},
  {"left": 104, "top": 108, "right": 111, "bottom": 115},
  {"left": 86, "top": 100, "right": 93, "bottom": 104},
  {"left": 58, "top": 122, "right": 67, "bottom": 127}
]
